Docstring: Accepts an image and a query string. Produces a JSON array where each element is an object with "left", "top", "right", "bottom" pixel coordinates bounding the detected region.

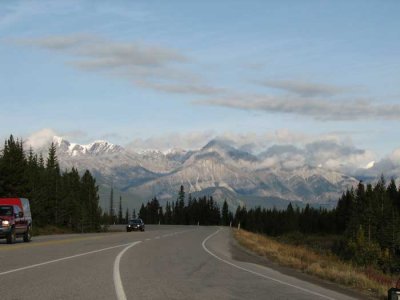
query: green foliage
[
  {"left": 139, "top": 187, "right": 225, "bottom": 226},
  {"left": 345, "top": 226, "right": 382, "bottom": 266},
  {"left": 221, "top": 200, "right": 230, "bottom": 226},
  {"left": 0, "top": 135, "right": 102, "bottom": 232},
  {"left": 109, "top": 186, "right": 114, "bottom": 222},
  {"left": 235, "top": 176, "right": 400, "bottom": 272},
  {"left": 118, "top": 196, "right": 123, "bottom": 224}
]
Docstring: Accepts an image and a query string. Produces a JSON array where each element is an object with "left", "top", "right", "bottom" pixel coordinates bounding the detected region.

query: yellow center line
[{"left": 0, "top": 233, "right": 127, "bottom": 251}]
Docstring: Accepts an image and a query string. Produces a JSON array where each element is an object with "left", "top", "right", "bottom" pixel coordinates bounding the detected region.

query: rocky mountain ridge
[{"left": 48, "top": 136, "right": 369, "bottom": 209}]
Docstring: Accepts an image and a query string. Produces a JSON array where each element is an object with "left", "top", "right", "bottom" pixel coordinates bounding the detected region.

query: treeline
[
  {"left": 105, "top": 193, "right": 138, "bottom": 225},
  {"left": 234, "top": 202, "right": 336, "bottom": 236},
  {"left": 0, "top": 135, "right": 102, "bottom": 232},
  {"left": 235, "top": 176, "right": 400, "bottom": 271},
  {"left": 138, "top": 186, "right": 233, "bottom": 226}
]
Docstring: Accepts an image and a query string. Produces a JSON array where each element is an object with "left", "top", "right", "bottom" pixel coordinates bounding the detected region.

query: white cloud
[
  {"left": 126, "top": 131, "right": 216, "bottom": 151},
  {"left": 19, "top": 34, "right": 92, "bottom": 50},
  {"left": 389, "top": 148, "right": 400, "bottom": 162},
  {"left": 304, "top": 140, "right": 376, "bottom": 171},
  {"left": 197, "top": 94, "right": 400, "bottom": 121},
  {"left": 125, "top": 129, "right": 315, "bottom": 153},
  {"left": 24, "top": 128, "right": 90, "bottom": 150},
  {"left": 23, "top": 128, "right": 379, "bottom": 173},
  {"left": 25, "top": 128, "right": 58, "bottom": 149},
  {"left": 134, "top": 80, "right": 226, "bottom": 95},
  {"left": 124, "top": 129, "right": 375, "bottom": 171},
  {"left": 14, "top": 34, "right": 223, "bottom": 96},
  {"left": 258, "top": 79, "right": 347, "bottom": 97}
]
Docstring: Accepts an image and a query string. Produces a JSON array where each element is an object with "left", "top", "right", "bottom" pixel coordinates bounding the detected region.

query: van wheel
[
  {"left": 23, "top": 226, "right": 32, "bottom": 242},
  {"left": 6, "top": 228, "right": 16, "bottom": 244}
]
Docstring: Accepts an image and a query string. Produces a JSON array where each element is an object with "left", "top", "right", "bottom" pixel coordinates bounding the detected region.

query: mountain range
[{"left": 46, "top": 136, "right": 395, "bottom": 211}]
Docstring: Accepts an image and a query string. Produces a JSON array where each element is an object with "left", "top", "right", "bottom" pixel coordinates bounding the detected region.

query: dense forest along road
[{"left": 0, "top": 225, "right": 357, "bottom": 300}]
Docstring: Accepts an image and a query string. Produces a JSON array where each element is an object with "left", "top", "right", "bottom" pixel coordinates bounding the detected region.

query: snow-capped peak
[
  {"left": 85, "top": 140, "right": 123, "bottom": 154},
  {"left": 365, "top": 161, "right": 375, "bottom": 169},
  {"left": 53, "top": 136, "right": 68, "bottom": 146},
  {"left": 53, "top": 137, "right": 124, "bottom": 156},
  {"left": 163, "top": 148, "right": 187, "bottom": 155}
]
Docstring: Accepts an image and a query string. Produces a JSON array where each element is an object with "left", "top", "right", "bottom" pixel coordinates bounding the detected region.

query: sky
[{"left": 1, "top": 0, "right": 399, "bottom": 166}]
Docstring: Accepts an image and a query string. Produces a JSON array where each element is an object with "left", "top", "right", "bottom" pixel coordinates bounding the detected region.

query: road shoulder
[{"left": 229, "top": 230, "right": 373, "bottom": 300}]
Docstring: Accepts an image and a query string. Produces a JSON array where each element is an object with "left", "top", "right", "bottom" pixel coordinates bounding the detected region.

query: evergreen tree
[
  {"left": 164, "top": 202, "right": 172, "bottom": 224},
  {"left": 139, "top": 204, "right": 146, "bottom": 222},
  {"left": 46, "top": 142, "right": 61, "bottom": 225},
  {"left": 222, "top": 200, "right": 229, "bottom": 226},
  {"left": 177, "top": 185, "right": 185, "bottom": 224},
  {"left": 0, "top": 135, "right": 28, "bottom": 197},
  {"left": 125, "top": 208, "right": 129, "bottom": 224},
  {"left": 79, "top": 170, "right": 101, "bottom": 232},
  {"left": 118, "top": 196, "right": 123, "bottom": 224},
  {"left": 109, "top": 185, "right": 114, "bottom": 224}
]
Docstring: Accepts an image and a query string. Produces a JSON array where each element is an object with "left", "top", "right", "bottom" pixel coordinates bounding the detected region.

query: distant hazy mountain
[{"left": 48, "top": 136, "right": 370, "bottom": 210}]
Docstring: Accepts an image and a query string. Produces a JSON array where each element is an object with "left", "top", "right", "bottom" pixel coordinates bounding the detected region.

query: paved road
[{"left": 0, "top": 226, "right": 359, "bottom": 300}]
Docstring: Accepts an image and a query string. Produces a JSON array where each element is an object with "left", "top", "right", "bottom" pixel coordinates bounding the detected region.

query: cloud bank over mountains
[
  {"left": 17, "top": 128, "right": 398, "bottom": 209},
  {"left": 25, "top": 128, "right": 386, "bottom": 177}
]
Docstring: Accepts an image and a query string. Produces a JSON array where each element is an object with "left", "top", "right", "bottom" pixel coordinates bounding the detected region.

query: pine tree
[
  {"left": 139, "top": 204, "right": 146, "bottom": 222},
  {"left": 109, "top": 185, "right": 114, "bottom": 223},
  {"left": 48, "top": 142, "right": 61, "bottom": 224},
  {"left": 222, "top": 200, "right": 229, "bottom": 226},
  {"left": 61, "top": 168, "right": 81, "bottom": 230},
  {"left": 0, "top": 135, "right": 28, "bottom": 197},
  {"left": 125, "top": 208, "right": 129, "bottom": 224},
  {"left": 80, "top": 170, "right": 101, "bottom": 232},
  {"left": 118, "top": 196, "right": 123, "bottom": 224},
  {"left": 165, "top": 202, "right": 172, "bottom": 224},
  {"left": 178, "top": 185, "right": 185, "bottom": 224}
]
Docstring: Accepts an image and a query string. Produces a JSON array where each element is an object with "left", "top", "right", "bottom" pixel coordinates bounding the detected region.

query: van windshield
[{"left": 0, "top": 206, "right": 13, "bottom": 216}]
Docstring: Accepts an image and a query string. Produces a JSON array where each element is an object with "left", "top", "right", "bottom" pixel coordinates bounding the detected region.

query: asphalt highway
[{"left": 0, "top": 225, "right": 359, "bottom": 299}]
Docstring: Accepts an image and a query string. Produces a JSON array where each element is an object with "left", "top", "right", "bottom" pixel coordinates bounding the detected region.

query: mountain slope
[{"left": 49, "top": 136, "right": 360, "bottom": 209}]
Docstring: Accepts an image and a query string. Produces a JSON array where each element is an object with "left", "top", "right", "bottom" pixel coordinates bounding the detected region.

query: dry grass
[{"left": 234, "top": 229, "right": 393, "bottom": 299}]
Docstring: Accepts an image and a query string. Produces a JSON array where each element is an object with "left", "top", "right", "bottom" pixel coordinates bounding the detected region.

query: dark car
[{"left": 127, "top": 218, "right": 145, "bottom": 232}]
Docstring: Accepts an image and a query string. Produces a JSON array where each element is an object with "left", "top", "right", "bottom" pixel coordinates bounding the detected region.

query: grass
[
  {"left": 31, "top": 225, "right": 75, "bottom": 236},
  {"left": 31, "top": 224, "right": 109, "bottom": 236},
  {"left": 234, "top": 229, "right": 395, "bottom": 299}
]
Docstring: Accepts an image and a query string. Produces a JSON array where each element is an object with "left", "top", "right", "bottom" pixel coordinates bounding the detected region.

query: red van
[{"left": 0, "top": 198, "right": 32, "bottom": 244}]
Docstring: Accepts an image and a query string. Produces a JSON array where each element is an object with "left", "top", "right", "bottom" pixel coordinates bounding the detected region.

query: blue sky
[{"left": 0, "top": 0, "right": 399, "bottom": 164}]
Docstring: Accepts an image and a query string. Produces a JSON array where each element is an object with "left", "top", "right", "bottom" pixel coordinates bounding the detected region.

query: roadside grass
[
  {"left": 234, "top": 229, "right": 394, "bottom": 299},
  {"left": 32, "top": 225, "right": 75, "bottom": 236},
  {"left": 32, "top": 224, "right": 109, "bottom": 236}
]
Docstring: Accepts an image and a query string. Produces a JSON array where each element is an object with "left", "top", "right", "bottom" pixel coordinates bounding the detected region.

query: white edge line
[
  {"left": 113, "top": 241, "right": 142, "bottom": 300},
  {"left": 202, "top": 229, "right": 336, "bottom": 300},
  {"left": 0, "top": 242, "right": 134, "bottom": 277}
]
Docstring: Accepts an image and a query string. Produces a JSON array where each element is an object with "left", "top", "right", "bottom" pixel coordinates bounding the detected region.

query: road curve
[{"left": 0, "top": 225, "right": 359, "bottom": 299}]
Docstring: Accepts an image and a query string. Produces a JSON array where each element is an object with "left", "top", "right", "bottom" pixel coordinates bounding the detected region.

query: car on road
[
  {"left": 126, "top": 218, "right": 145, "bottom": 232},
  {"left": 0, "top": 198, "right": 32, "bottom": 244}
]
